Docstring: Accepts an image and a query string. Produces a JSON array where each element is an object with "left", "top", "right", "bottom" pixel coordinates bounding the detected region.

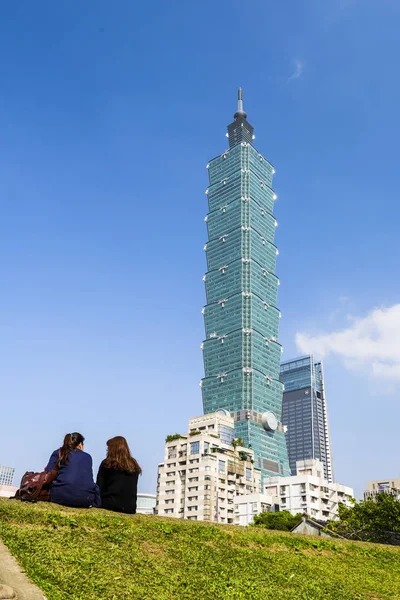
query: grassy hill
[{"left": 1, "top": 499, "right": 400, "bottom": 600}]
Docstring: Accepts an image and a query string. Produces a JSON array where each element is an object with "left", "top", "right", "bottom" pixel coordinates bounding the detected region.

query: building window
[
  {"left": 218, "top": 460, "right": 226, "bottom": 473},
  {"left": 219, "top": 425, "right": 234, "bottom": 444},
  {"left": 191, "top": 441, "right": 200, "bottom": 455},
  {"left": 246, "top": 468, "right": 251, "bottom": 481},
  {"left": 204, "top": 442, "right": 209, "bottom": 453}
]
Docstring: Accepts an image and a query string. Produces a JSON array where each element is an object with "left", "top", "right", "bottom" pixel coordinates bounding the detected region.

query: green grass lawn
[{"left": 1, "top": 498, "right": 400, "bottom": 600}]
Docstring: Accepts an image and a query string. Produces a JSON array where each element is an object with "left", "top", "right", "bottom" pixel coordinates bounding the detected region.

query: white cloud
[
  {"left": 296, "top": 304, "right": 400, "bottom": 381},
  {"left": 287, "top": 60, "right": 304, "bottom": 82}
]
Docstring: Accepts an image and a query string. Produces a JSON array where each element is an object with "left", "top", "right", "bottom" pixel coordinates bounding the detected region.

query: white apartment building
[
  {"left": 264, "top": 459, "right": 353, "bottom": 521},
  {"left": 364, "top": 478, "right": 400, "bottom": 501},
  {"left": 234, "top": 493, "right": 278, "bottom": 526},
  {"left": 156, "top": 410, "right": 261, "bottom": 523},
  {"left": 0, "top": 466, "right": 15, "bottom": 487}
]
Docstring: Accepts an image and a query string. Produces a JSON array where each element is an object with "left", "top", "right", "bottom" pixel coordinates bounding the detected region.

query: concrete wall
[{"left": 0, "top": 485, "right": 17, "bottom": 498}]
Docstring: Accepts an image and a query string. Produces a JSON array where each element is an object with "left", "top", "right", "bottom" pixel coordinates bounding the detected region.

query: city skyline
[{"left": 1, "top": 2, "right": 400, "bottom": 499}]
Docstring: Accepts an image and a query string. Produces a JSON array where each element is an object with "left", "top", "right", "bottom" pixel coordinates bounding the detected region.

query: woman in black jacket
[{"left": 97, "top": 436, "right": 141, "bottom": 514}]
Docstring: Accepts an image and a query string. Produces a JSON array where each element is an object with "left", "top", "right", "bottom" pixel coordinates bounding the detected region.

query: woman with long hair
[
  {"left": 45, "top": 432, "right": 101, "bottom": 508},
  {"left": 96, "top": 436, "right": 142, "bottom": 514}
]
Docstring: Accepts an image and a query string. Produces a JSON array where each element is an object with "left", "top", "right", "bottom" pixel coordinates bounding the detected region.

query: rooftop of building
[
  {"left": 137, "top": 493, "right": 157, "bottom": 499},
  {"left": 264, "top": 459, "right": 353, "bottom": 494},
  {"left": 280, "top": 354, "right": 322, "bottom": 370}
]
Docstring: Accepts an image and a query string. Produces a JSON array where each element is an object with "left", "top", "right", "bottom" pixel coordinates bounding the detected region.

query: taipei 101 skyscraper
[{"left": 200, "top": 89, "right": 290, "bottom": 481}]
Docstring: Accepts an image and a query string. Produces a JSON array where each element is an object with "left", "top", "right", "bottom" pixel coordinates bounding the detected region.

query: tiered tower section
[{"left": 201, "top": 89, "right": 290, "bottom": 481}]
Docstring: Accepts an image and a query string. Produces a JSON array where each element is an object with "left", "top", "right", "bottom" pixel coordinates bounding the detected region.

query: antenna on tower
[
  {"left": 238, "top": 87, "right": 243, "bottom": 112},
  {"left": 234, "top": 87, "right": 247, "bottom": 119}
]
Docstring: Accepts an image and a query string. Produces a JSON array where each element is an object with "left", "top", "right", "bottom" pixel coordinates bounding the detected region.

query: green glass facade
[{"left": 201, "top": 90, "right": 290, "bottom": 481}]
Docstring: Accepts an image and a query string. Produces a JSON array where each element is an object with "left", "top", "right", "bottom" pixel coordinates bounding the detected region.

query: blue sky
[{"left": 1, "top": 0, "right": 400, "bottom": 498}]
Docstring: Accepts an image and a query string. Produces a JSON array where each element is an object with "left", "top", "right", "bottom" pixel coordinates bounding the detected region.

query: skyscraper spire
[
  {"left": 234, "top": 87, "right": 247, "bottom": 119},
  {"left": 228, "top": 88, "right": 253, "bottom": 148}
]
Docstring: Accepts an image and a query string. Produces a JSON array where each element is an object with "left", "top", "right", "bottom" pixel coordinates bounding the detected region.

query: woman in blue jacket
[{"left": 45, "top": 432, "right": 101, "bottom": 508}]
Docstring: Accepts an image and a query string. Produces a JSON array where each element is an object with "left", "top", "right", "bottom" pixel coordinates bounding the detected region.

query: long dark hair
[
  {"left": 57, "top": 432, "right": 85, "bottom": 468},
  {"left": 103, "top": 436, "right": 142, "bottom": 474}
]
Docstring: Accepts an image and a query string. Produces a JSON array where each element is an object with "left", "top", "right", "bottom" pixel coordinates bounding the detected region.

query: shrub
[
  {"left": 253, "top": 510, "right": 302, "bottom": 531},
  {"left": 165, "top": 433, "right": 184, "bottom": 442}
]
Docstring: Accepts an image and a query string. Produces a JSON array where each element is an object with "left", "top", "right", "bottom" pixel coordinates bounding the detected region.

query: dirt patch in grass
[
  {"left": 140, "top": 540, "right": 166, "bottom": 558},
  {"left": 301, "top": 548, "right": 337, "bottom": 557}
]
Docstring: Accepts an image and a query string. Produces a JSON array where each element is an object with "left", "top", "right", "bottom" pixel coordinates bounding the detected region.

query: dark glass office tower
[
  {"left": 280, "top": 355, "right": 333, "bottom": 482},
  {"left": 200, "top": 90, "right": 290, "bottom": 481}
]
